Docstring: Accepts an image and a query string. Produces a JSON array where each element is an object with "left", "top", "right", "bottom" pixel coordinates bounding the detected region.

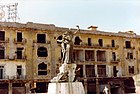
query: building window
[
  {"left": 37, "top": 47, "right": 48, "bottom": 57},
  {"left": 129, "top": 66, "right": 134, "bottom": 74},
  {"left": 38, "top": 62, "right": 47, "bottom": 75},
  {"left": 0, "top": 66, "right": 4, "bottom": 79},
  {"left": 112, "top": 52, "right": 116, "bottom": 61},
  {"left": 16, "top": 48, "right": 23, "bottom": 59},
  {"left": 0, "top": 31, "right": 5, "bottom": 41},
  {"left": 17, "top": 32, "right": 22, "bottom": 42},
  {"left": 88, "top": 38, "right": 91, "bottom": 46},
  {"left": 37, "top": 34, "right": 46, "bottom": 43},
  {"left": 86, "top": 65, "right": 95, "bottom": 77},
  {"left": 125, "top": 41, "right": 131, "bottom": 48},
  {"left": 85, "top": 50, "right": 94, "bottom": 61},
  {"left": 111, "top": 40, "right": 115, "bottom": 47},
  {"left": 113, "top": 66, "right": 118, "bottom": 77},
  {"left": 127, "top": 52, "right": 133, "bottom": 59},
  {"left": 76, "top": 65, "right": 83, "bottom": 77},
  {"left": 17, "top": 65, "right": 22, "bottom": 78},
  {"left": 97, "top": 50, "right": 106, "bottom": 61},
  {"left": 74, "top": 36, "right": 82, "bottom": 45},
  {"left": 0, "top": 47, "right": 4, "bottom": 59},
  {"left": 97, "top": 65, "right": 106, "bottom": 77},
  {"left": 98, "top": 39, "right": 103, "bottom": 46}
]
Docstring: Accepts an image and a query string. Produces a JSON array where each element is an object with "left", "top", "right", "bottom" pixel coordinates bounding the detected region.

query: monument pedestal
[{"left": 48, "top": 82, "right": 85, "bottom": 94}]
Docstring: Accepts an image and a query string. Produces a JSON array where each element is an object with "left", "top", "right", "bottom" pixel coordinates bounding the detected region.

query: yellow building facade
[{"left": 0, "top": 22, "right": 139, "bottom": 94}]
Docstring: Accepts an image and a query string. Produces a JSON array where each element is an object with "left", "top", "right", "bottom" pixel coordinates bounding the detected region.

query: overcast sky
[{"left": 1, "top": 0, "right": 140, "bottom": 34}]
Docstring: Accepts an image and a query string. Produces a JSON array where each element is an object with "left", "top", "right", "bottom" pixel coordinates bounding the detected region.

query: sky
[{"left": 0, "top": 0, "right": 140, "bottom": 34}]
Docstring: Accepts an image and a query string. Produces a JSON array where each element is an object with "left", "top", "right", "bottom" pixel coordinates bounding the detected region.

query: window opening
[
  {"left": 0, "top": 47, "right": 4, "bottom": 59},
  {"left": 125, "top": 41, "right": 131, "bottom": 48},
  {"left": 16, "top": 48, "right": 23, "bottom": 59},
  {"left": 85, "top": 50, "right": 94, "bottom": 61},
  {"left": 74, "top": 36, "right": 82, "bottom": 45},
  {"left": 111, "top": 40, "right": 115, "bottom": 47},
  {"left": 127, "top": 52, "right": 133, "bottom": 59},
  {"left": 37, "top": 34, "right": 46, "bottom": 43},
  {"left": 112, "top": 52, "right": 116, "bottom": 61},
  {"left": 97, "top": 65, "right": 106, "bottom": 77},
  {"left": 129, "top": 66, "right": 134, "bottom": 74},
  {"left": 98, "top": 39, "right": 103, "bottom": 46},
  {"left": 17, "top": 65, "right": 22, "bottom": 78},
  {"left": 97, "top": 50, "right": 106, "bottom": 61},
  {"left": 86, "top": 65, "right": 95, "bottom": 77},
  {"left": 0, "top": 66, "right": 4, "bottom": 79},
  {"left": 38, "top": 62, "right": 47, "bottom": 75},
  {"left": 88, "top": 38, "right": 91, "bottom": 46},
  {"left": 0, "top": 31, "right": 5, "bottom": 41},
  {"left": 37, "top": 47, "right": 48, "bottom": 57},
  {"left": 17, "top": 32, "right": 22, "bottom": 42}
]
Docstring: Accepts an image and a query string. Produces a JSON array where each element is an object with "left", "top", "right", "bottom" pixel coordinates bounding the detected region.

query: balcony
[
  {"left": 13, "top": 38, "right": 27, "bottom": 44},
  {"left": 124, "top": 46, "right": 135, "bottom": 49},
  {"left": 5, "top": 55, "right": 27, "bottom": 61},
  {"left": 0, "top": 38, "right": 9, "bottom": 43}
]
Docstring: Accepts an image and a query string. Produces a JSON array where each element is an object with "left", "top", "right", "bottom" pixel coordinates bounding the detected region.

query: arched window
[
  {"left": 37, "top": 47, "right": 48, "bottom": 57},
  {"left": 57, "top": 35, "right": 62, "bottom": 44},
  {"left": 38, "top": 62, "right": 47, "bottom": 75}
]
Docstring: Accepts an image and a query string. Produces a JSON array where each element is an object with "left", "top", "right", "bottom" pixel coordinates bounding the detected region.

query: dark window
[
  {"left": 0, "top": 31, "right": 5, "bottom": 41},
  {"left": 85, "top": 50, "right": 94, "bottom": 61},
  {"left": 38, "top": 62, "right": 47, "bottom": 75},
  {"left": 112, "top": 52, "right": 116, "bottom": 61},
  {"left": 36, "top": 82, "right": 47, "bottom": 93},
  {"left": 97, "top": 65, "right": 106, "bottom": 77},
  {"left": 0, "top": 47, "right": 4, "bottom": 59},
  {"left": 17, "top": 32, "right": 22, "bottom": 42},
  {"left": 0, "top": 66, "right": 4, "bottom": 79},
  {"left": 111, "top": 40, "right": 115, "bottom": 47},
  {"left": 125, "top": 41, "right": 131, "bottom": 48},
  {"left": 97, "top": 50, "right": 106, "bottom": 61},
  {"left": 86, "top": 65, "right": 95, "bottom": 77},
  {"left": 127, "top": 53, "right": 133, "bottom": 59},
  {"left": 16, "top": 48, "right": 23, "bottom": 59},
  {"left": 113, "top": 66, "right": 118, "bottom": 77},
  {"left": 129, "top": 66, "right": 134, "bottom": 74},
  {"left": 17, "top": 65, "right": 22, "bottom": 77},
  {"left": 98, "top": 39, "right": 103, "bottom": 46},
  {"left": 74, "top": 36, "right": 82, "bottom": 45},
  {"left": 88, "top": 38, "right": 91, "bottom": 46},
  {"left": 37, "top": 34, "right": 46, "bottom": 43},
  {"left": 37, "top": 47, "right": 48, "bottom": 57},
  {"left": 76, "top": 65, "right": 83, "bottom": 77}
]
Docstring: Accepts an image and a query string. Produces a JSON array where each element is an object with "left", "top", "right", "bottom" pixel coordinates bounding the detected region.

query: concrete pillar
[
  {"left": 25, "top": 83, "right": 30, "bottom": 93},
  {"left": 8, "top": 82, "right": 12, "bottom": 94},
  {"left": 96, "top": 78, "right": 100, "bottom": 94}
]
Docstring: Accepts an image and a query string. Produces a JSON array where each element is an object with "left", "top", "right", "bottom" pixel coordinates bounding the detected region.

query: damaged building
[{"left": 0, "top": 22, "right": 138, "bottom": 94}]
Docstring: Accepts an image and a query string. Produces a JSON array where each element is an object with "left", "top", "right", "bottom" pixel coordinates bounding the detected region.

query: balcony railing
[
  {"left": 74, "top": 43, "right": 119, "bottom": 49},
  {"left": 111, "top": 59, "right": 120, "bottom": 64},
  {"left": 0, "top": 38, "right": 9, "bottom": 43},
  {"left": 33, "top": 40, "right": 51, "bottom": 44},
  {"left": 13, "top": 38, "right": 27, "bottom": 44}
]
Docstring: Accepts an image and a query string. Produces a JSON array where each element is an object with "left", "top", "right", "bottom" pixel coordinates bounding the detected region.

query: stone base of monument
[{"left": 47, "top": 82, "right": 85, "bottom": 94}]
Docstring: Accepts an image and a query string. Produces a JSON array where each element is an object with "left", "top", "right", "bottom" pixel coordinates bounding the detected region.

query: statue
[
  {"left": 103, "top": 86, "right": 109, "bottom": 94},
  {"left": 57, "top": 25, "right": 80, "bottom": 64},
  {"left": 51, "top": 25, "right": 80, "bottom": 82}
]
